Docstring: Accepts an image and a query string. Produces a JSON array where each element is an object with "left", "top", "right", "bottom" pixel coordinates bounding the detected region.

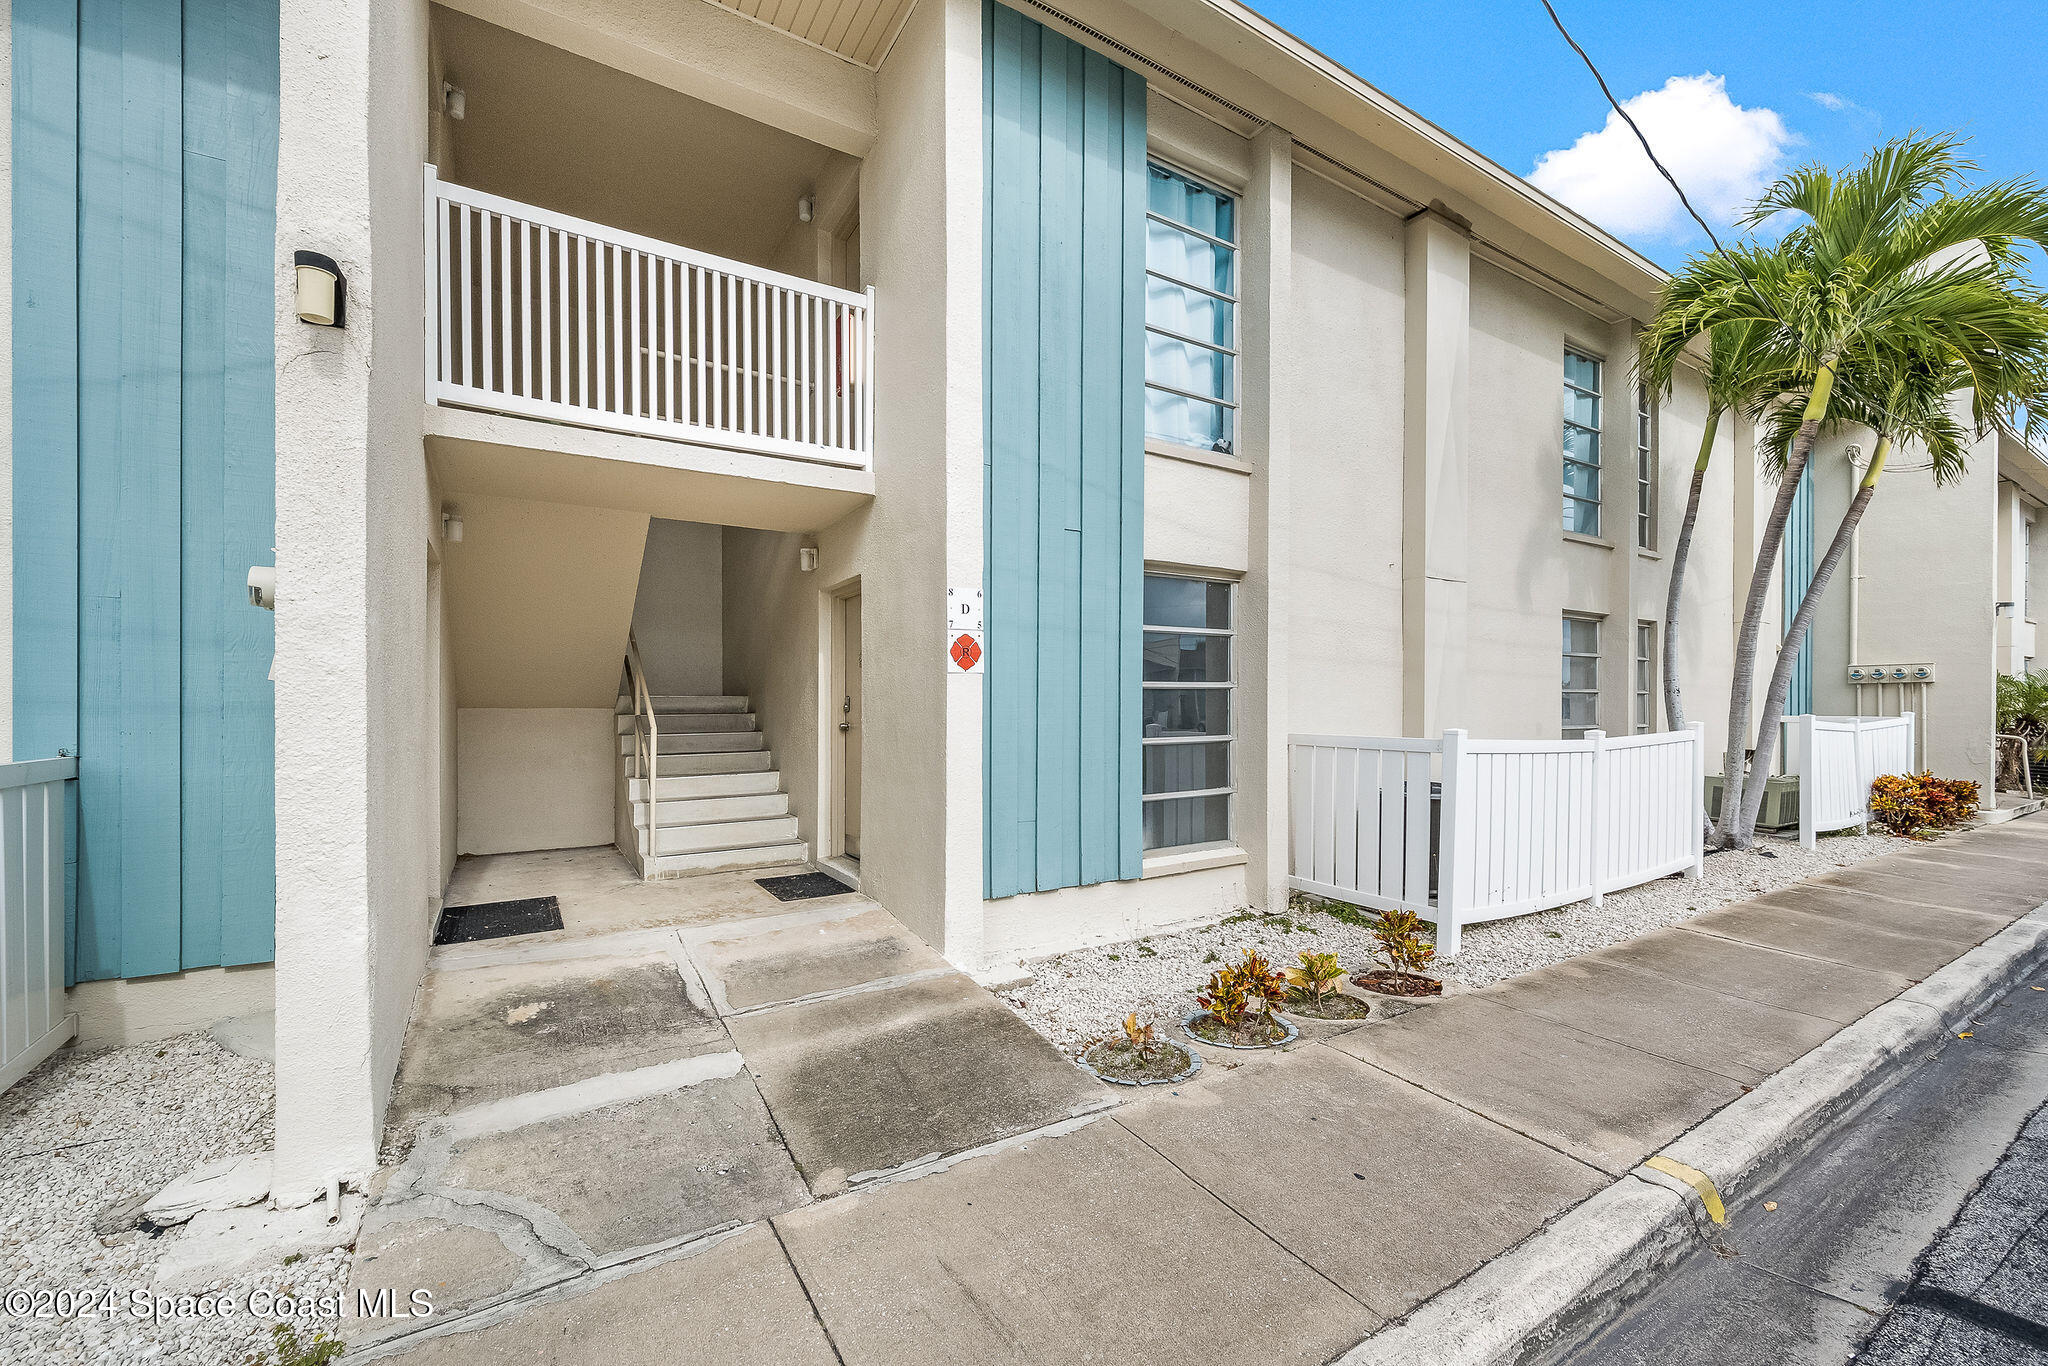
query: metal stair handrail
[{"left": 623, "top": 631, "right": 658, "bottom": 790}]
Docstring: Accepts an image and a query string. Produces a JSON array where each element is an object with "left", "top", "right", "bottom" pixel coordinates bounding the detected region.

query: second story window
[
  {"left": 1636, "top": 383, "right": 1655, "bottom": 549},
  {"left": 1146, "top": 163, "right": 1237, "bottom": 455},
  {"left": 1564, "top": 349, "right": 1602, "bottom": 536}
]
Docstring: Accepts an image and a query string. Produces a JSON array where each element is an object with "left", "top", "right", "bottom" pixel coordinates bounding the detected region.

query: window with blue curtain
[{"left": 1144, "top": 163, "right": 1236, "bottom": 454}]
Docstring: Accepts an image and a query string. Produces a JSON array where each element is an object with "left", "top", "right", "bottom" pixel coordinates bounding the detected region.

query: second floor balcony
[{"left": 426, "top": 166, "right": 876, "bottom": 472}]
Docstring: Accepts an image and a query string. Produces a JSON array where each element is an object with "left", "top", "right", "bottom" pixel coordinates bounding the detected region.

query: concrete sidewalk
[{"left": 355, "top": 819, "right": 2048, "bottom": 1365}]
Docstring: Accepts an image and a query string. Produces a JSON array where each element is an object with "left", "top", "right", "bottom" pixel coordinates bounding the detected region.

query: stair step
[
  {"left": 644, "top": 842, "right": 811, "bottom": 878},
  {"left": 628, "top": 771, "right": 781, "bottom": 801},
  {"left": 622, "top": 751, "right": 775, "bottom": 778},
  {"left": 634, "top": 792, "right": 790, "bottom": 828},
  {"left": 618, "top": 732, "right": 768, "bottom": 756},
  {"left": 649, "top": 694, "right": 749, "bottom": 713},
  {"left": 641, "top": 815, "right": 800, "bottom": 856},
  {"left": 616, "top": 711, "right": 758, "bottom": 735}
]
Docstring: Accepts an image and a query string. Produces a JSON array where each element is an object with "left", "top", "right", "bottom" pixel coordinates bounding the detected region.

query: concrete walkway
[{"left": 350, "top": 821, "right": 2048, "bottom": 1365}]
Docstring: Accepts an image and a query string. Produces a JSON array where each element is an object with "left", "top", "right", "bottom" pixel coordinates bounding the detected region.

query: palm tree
[
  {"left": 1742, "top": 331, "right": 2048, "bottom": 834},
  {"left": 1641, "top": 133, "right": 2048, "bottom": 846},
  {"left": 1637, "top": 319, "right": 1800, "bottom": 734},
  {"left": 1738, "top": 354, "right": 1968, "bottom": 834}
]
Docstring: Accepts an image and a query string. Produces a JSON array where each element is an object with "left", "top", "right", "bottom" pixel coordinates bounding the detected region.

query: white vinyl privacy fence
[
  {"left": 1290, "top": 726, "right": 1706, "bottom": 956},
  {"left": 2, "top": 757, "right": 75, "bottom": 1093},
  {"left": 1783, "top": 712, "right": 1915, "bottom": 848}
]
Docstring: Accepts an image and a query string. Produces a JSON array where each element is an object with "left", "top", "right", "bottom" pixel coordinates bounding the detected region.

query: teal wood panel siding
[
  {"left": 983, "top": 1, "right": 1146, "bottom": 899},
  {"left": 1783, "top": 461, "right": 1815, "bottom": 716},
  {"left": 12, "top": 0, "right": 278, "bottom": 982}
]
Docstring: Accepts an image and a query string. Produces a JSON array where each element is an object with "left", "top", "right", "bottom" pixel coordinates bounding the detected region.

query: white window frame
[
  {"left": 1144, "top": 160, "right": 1239, "bottom": 456},
  {"left": 1564, "top": 349, "right": 1603, "bottom": 536},
  {"left": 1635, "top": 621, "right": 1655, "bottom": 733},
  {"left": 1636, "top": 383, "right": 1656, "bottom": 550},
  {"left": 1141, "top": 572, "right": 1234, "bottom": 851},
  {"left": 1563, "top": 613, "right": 1601, "bottom": 739}
]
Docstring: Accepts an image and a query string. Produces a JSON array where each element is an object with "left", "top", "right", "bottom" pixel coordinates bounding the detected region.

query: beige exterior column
[
  {"left": 1239, "top": 125, "right": 1293, "bottom": 914},
  {"left": 1602, "top": 316, "right": 1639, "bottom": 732},
  {"left": 1400, "top": 205, "right": 1471, "bottom": 737},
  {"left": 272, "top": 0, "right": 438, "bottom": 1205}
]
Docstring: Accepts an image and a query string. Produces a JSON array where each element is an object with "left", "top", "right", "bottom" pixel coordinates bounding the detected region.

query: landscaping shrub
[
  {"left": 1868, "top": 772, "right": 1980, "bottom": 837},
  {"left": 1371, "top": 908, "right": 1438, "bottom": 977},
  {"left": 1996, "top": 671, "right": 2048, "bottom": 788},
  {"left": 1283, "top": 950, "right": 1346, "bottom": 1005},
  {"left": 1196, "top": 949, "right": 1288, "bottom": 1029}
]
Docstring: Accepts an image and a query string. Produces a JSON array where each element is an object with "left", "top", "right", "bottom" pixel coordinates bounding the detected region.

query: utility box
[{"left": 1704, "top": 774, "right": 1801, "bottom": 833}]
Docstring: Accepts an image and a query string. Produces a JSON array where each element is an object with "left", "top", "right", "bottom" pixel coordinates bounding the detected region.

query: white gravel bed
[
  {"left": 1003, "top": 829, "right": 1903, "bottom": 1051},
  {"left": 0, "top": 1034, "right": 349, "bottom": 1366}
]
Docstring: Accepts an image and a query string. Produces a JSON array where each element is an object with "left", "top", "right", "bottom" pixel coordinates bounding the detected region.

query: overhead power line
[
  {"left": 1534, "top": 0, "right": 1920, "bottom": 441},
  {"left": 1537, "top": 0, "right": 1793, "bottom": 342}
]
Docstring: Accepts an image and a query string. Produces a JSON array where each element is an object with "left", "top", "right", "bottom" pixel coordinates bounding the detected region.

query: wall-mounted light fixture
[
  {"left": 442, "top": 81, "right": 466, "bottom": 120},
  {"left": 797, "top": 195, "right": 815, "bottom": 224},
  {"left": 442, "top": 505, "right": 465, "bottom": 543},
  {"left": 294, "top": 251, "right": 346, "bottom": 327},
  {"left": 798, "top": 544, "right": 818, "bottom": 573}
]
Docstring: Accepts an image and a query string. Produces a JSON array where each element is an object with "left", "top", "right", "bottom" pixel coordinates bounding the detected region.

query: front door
[{"left": 835, "top": 591, "right": 863, "bottom": 860}]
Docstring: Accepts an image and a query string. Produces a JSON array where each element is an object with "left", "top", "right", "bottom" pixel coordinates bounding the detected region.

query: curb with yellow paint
[{"left": 1643, "top": 1155, "right": 1727, "bottom": 1225}]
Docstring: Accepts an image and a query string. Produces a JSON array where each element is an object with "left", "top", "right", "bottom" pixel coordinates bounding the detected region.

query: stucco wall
[
  {"left": 442, "top": 493, "right": 649, "bottom": 709},
  {"left": 632, "top": 519, "right": 722, "bottom": 695},
  {"left": 272, "top": 0, "right": 441, "bottom": 1205},
  {"left": 1283, "top": 167, "right": 1405, "bottom": 738},
  {"left": 852, "top": 0, "right": 982, "bottom": 960},
  {"left": 456, "top": 707, "right": 614, "bottom": 853},
  {"left": 438, "top": 0, "right": 877, "bottom": 156},
  {"left": 720, "top": 526, "right": 825, "bottom": 858},
  {"left": 1808, "top": 423, "right": 1998, "bottom": 793},
  {"left": 67, "top": 964, "right": 275, "bottom": 1051}
]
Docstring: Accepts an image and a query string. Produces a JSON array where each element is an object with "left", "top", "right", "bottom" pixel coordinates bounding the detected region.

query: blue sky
[{"left": 1253, "top": 0, "right": 2048, "bottom": 281}]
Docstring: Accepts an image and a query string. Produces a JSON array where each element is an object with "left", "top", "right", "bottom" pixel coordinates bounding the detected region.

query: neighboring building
[{"left": 0, "top": 0, "right": 2018, "bottom": 1201}]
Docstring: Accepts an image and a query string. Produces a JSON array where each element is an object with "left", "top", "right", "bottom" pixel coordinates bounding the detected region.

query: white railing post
[
  {"left": 1435, "top": 729, "right": 1466, "bottom": 958},
  {"left": 862, "top": 284, "right": 877, "bottom": 458},
  {"left": 1688, "top": 721, "right": 1706, "bottom": 878},
  {"left": 1586, "top": 730, "right": 1607, "bottom": 908},
  {"left": 1799, "top": 714, "right": 1822, "bottom": 848}
]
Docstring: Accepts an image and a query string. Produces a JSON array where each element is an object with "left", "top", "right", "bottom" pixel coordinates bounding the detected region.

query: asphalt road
[{"left": 1542, "top": 967, "right": 2048, "bottom": 1366}]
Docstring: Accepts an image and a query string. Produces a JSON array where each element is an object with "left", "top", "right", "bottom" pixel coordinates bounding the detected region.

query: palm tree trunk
[
  {"left": 1663, "top": 409, "right": 1720, "bottom": 732},
  {"left": 1717, "top": 359, "right": 1838, "bottom": 848},
  {"left": 1740, "top": 437, "right": 1889, "bottom": 834}
]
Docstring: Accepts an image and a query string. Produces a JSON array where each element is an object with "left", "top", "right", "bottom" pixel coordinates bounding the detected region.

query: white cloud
[
  {"left": 1807, "top": 90, "right": 1876, "bottom": 119},
  {"left": 1530, "top": 74, "right": 1794, "bottom": 241}
]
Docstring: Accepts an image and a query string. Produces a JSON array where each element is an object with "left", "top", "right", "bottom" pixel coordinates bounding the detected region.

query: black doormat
[
  {"left": 756, "top": 872, "right": 853, "bottom": 902},
  {"left": 433, "top": 896, "right": 564, "bottom": 945}
]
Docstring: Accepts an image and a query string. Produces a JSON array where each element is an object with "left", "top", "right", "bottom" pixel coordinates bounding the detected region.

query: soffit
[{"left": 708, "top": 0, "right": 918, "bottom": 69}]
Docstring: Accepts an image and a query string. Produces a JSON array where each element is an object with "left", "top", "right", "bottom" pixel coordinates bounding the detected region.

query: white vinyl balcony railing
[{"left": 425, "top": 166, "right": 875, "bottom": 469}]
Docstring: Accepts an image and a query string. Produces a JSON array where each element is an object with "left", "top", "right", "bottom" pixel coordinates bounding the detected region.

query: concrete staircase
[{"left": 617, "top": 695, "right": 807, "bottom": 877}]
